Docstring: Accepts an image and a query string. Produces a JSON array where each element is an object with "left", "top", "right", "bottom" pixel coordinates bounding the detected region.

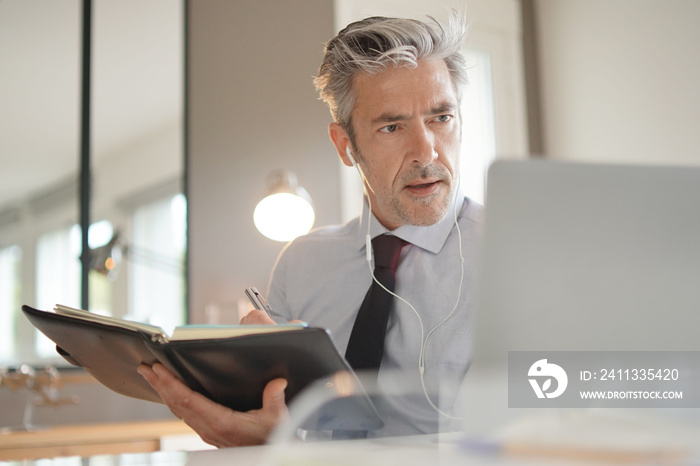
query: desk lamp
[{"left": 254, "top": 170, "right": 315, "bottom": 242}]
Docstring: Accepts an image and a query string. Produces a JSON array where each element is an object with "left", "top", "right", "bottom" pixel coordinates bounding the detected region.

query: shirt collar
[{"left": 356, "top": 189, "right": 466, "bottom": 255}]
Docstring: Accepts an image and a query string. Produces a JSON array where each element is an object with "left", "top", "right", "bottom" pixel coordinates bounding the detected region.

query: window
[
  {"left": 0, "top": 245, "right": 21, "bottom": 362},
  {"left": 0, "top": 1, "right": 185, "bottom": 368},
  {"left": 34, "top": 226, "right": 82, "bottom": 359},
  {"left": 128, "top": 193, "right": 187, "bottom": 334},
  {"left": 460, "top": 48, "right": 497, "bottom": 205},
  {"left": 88, "top": 220, "right": 117, "bottom": 316},
  {"left": 1, "top": 191, "right": 187, "bottom": 367}
]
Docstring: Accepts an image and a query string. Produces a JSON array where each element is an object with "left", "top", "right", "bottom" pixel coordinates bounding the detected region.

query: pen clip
[
  {"left": 254, "top": 289, "right": 272, "bottom": 312},
  {"left": 245, "top": 287, "right": 273, "bottom": 315}
]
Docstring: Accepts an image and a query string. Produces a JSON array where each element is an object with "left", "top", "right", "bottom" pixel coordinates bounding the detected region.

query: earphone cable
[{"left": 352, "top": 151, "right": 467, "bottom": 420}]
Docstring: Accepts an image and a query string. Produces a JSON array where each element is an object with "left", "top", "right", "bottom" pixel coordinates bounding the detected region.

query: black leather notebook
[{"left": 22, "top": 305, "right": 383, "bottom": 431}]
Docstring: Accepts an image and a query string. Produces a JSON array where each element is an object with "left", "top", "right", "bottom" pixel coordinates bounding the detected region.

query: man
[{"left": 139, "top": 13, "right": 482, "bottom": 447}]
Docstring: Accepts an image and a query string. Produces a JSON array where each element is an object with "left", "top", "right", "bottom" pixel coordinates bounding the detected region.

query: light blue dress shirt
[{"left": 267, "top": 190, "right": 484, "bottom": 437}]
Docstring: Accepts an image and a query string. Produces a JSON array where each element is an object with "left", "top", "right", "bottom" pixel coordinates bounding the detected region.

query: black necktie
[{"left": 345, "top": 234, "right": 408, "bottom": 372}]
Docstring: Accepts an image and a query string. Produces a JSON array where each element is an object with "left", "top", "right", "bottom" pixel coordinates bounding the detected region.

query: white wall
[
  {"left": 187, "top": 1, "right": 338, "bottom": 323},
  {"left": 534, "top": 0, "right": 700, "bottom": 165}
]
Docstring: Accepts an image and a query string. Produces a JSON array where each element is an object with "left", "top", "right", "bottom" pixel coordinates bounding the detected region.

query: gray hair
[{"left": 314, "top": 14, "right": 468, "bottom": 139}]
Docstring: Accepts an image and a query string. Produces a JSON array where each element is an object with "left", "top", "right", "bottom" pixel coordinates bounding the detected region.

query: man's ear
[{"left": 329, "top": 123, "right": 355, "bottom": 168}]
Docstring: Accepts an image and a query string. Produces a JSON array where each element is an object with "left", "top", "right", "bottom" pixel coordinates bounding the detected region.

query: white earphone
[
  {"left": 349, "top": 144, "right": 466, "bottom": 419},
  {"left": 346, "top": 145, "right": 357, "bottom": 167}
]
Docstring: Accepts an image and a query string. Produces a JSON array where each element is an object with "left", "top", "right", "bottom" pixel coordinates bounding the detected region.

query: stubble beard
[{"left": 391, "top": 164, "right": 454, "bottom": 227}]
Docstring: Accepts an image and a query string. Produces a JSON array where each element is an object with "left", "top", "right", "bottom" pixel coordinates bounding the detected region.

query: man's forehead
[{"left": 350, "top": 58, "right": 457, "bottom": 120}]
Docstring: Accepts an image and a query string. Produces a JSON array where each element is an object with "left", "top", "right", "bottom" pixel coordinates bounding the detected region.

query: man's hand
[
  {"left": 239, "top": 309, "right": 276, "bottom": 325},
  {"left": 239, "top": 309, "right": 305, "bottom": 326},
  {"left": 137, "top": 363, "right": 288, "bottom": 447}
]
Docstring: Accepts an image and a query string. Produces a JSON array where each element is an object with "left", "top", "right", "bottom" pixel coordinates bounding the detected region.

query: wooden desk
[{"left": 0, "top": 419, "right": 196, "bottom": 461}]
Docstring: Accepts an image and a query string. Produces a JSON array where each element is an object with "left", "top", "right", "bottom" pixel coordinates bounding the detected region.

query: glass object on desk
[
  {"left": 263, "top": 361, "right": 700, "bottom": 463},
  {"left": 267, "top": 368, "right": 467, "bottom": 442},
  {"left": 260, "top": 368, "right": 469, "bottom": 465}
]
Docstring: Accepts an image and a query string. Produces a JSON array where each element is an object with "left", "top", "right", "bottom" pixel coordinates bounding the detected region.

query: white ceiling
[{"left": 0, "top": 0, "right": 183, "bottom": 212}]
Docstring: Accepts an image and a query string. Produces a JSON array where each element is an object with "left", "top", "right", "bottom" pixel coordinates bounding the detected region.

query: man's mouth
[{"left": 405, "top": 179, "right": 442, "bottom": 195}]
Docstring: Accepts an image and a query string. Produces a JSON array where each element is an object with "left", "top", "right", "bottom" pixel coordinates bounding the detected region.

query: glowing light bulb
[{"left": 254, "top": 192, "right": 315, "bottom": 242}]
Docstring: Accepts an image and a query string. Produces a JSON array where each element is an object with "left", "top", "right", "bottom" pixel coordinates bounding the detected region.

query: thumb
[{"left": 262, "top": 378, "right": 288, "bottom": 415}]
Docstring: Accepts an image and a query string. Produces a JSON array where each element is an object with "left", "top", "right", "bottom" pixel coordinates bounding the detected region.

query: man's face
[{"left": 342, "top": 58, "right": 461, "bottom": 230}]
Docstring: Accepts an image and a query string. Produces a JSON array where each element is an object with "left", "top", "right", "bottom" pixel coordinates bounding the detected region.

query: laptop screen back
[{"left": 472, "top": 160, "right": 700, "bottom": 366}]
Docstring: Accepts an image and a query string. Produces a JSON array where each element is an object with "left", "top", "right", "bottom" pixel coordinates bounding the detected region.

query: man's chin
[
  {"left": 398, "top": 199, "right": 451, "bottom": 227},
  {"left": 399, "top": 186, "right": 453, "bottom": 224}
]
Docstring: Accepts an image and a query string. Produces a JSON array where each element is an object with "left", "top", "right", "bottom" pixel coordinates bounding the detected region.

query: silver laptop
[{"left": 472, "top": 159, "right": 700, "bottom": 365}]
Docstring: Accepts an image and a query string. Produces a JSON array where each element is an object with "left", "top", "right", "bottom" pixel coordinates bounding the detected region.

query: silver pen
[{"left": 244, "top": 287, "right": 273, "bottom": 318}]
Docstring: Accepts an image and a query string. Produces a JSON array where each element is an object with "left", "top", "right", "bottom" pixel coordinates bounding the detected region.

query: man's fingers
[
  {"left": 137, "top": 364, "right": 289, "bottom": 447},
  {"left": 139, "top": 363, "right": 201, "bottom": 419},
  {"left": 263, "top": 378, "right": 287, "bottom": 406},
  {"left": 137, "top": 364, "right": 157, "bottom": 385},
  {"left": 151, "top": 361, "right": 179, "bottom": 381},
  {"left": 262, "top": 378, "right": 288, "bottom": 419},
  {"left": 240, "top": 309, "right": 276, "bottom": 325}
]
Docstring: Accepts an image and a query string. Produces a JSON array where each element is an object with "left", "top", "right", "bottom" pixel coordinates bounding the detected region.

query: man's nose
[{"left": 408, "top": 126, "right": 438, "bottom": 167}]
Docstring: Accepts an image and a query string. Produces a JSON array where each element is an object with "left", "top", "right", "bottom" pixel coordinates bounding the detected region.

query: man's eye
[
  {"left": 435, "top": 115, "right": 453, "bottom": 123},
  {"left": 379, "top": 124, "right": 399, "bottom": 133}
]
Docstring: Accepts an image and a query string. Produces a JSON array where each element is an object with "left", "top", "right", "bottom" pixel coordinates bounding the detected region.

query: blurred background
[{"left": 1, "top": 0, "right": 699, "bottom": 430}]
